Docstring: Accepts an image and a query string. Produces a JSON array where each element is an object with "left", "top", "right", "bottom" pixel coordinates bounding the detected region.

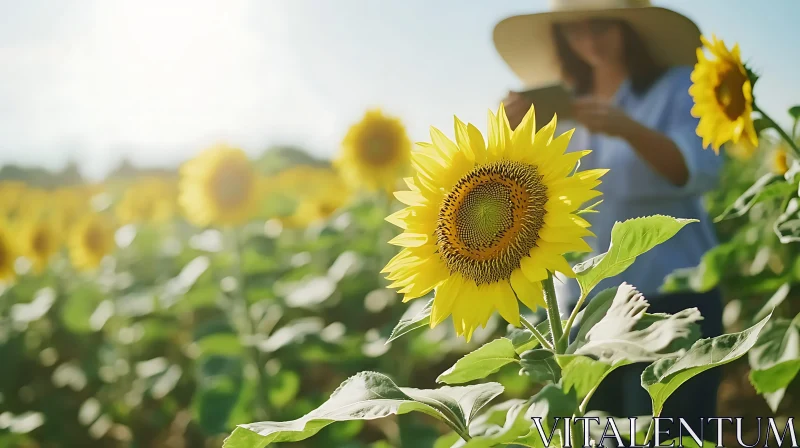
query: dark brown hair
[{"left": 552, "top": 20, "right": 665, "bottom": 96}]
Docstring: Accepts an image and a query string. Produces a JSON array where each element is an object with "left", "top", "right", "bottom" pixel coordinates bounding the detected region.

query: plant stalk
[
  {"left": 230, "top": 227, "right": 272, "bottom": 420},
  {"left": 560, "top": 292, "right": 587, "bottom": 349},
  {"left": 542, "top": 272, "right": 566, "bottom": 354},
  {"left": 520, "top": 315, "right": 553, "bottom": 351}
]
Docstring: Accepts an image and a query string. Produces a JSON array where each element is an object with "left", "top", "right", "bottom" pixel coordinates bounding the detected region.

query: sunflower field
[{"left": 1, "top": 34, "right": 800, "bottom": 448}]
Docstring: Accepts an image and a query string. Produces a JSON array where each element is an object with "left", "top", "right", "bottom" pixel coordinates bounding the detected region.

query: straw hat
[{"left": 493, "top": 0, "right": 701, "bottom": 88}]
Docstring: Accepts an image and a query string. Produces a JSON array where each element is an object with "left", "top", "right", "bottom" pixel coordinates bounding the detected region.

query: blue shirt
[{"left": 554, "top": 65, "right": 723, "bottom": 311}]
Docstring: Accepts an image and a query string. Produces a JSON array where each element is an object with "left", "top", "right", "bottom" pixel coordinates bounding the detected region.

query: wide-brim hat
[{"left": 493, "top": 0, "right": 701, "bottom": 88}]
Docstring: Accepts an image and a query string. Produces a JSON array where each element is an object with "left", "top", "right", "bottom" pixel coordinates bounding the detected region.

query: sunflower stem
[
  {"left": 542, "top": 272, "right": 566, "bottom": 354},
  {"left": 520, "top": 315, "right": 553, "bottom": 351},
  {"left": 230, "top": 227, "right": 271, "bottom": 420},
  {"left": 560, "top": 292, "right": 587, "bottom": 349},
  {"left": 755, "top": 103, "right": 800, "bottom": 158}
]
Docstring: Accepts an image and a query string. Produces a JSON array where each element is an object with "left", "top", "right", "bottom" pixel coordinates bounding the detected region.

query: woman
[{"left": 495, "top": 0, "right": 724, "bottom": 443}]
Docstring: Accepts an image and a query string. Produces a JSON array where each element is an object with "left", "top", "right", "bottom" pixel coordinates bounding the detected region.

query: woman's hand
[
  {"left": 502, "top": 91, "right": 533, "bottom": 131},
  {"left": 572, "top": 97, "right": 637, "bottom": 137}
]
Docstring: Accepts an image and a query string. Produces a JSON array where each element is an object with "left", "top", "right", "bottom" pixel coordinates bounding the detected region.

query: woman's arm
[{"left": 572, "top": 97, "right": 689, "bottom": 186}]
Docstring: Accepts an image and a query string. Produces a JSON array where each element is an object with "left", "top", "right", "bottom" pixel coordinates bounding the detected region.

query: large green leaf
[
  {"left": 642, "top": 312, "right": 772, "bottom": 416},
  {"left": 748, "top": 312, "right": 800, "bottom": 412},
  {"left": 519, "top": 349, "right": 561, "bottom": 384},
  {"left": 437, "top": 338, "right": 519, "bottom": 385},
  {"left": 569, "top": 284, "right": 702, "bottom": 363},
  {"left": 567, "top": 287, "right": 617, "bottom": 348},
  {"left": 459, "top": 399, "right": 533, "bottom": 448},
  {"left": 223, "top": 371, "right": 503, "bottom": 447},
  {"left": 557, "top": 355, "right": 628, "bottom": 403},
  {"left": 387, "top": 298, "right": 433, "bottom": 343},
  {"left": 572, "top": 215, "right": 696, "bottom": 297}
]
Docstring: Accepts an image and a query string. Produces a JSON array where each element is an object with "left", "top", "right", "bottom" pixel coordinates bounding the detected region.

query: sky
[{"left": 1, "top": 0, "right": 798, "bottom": 180}]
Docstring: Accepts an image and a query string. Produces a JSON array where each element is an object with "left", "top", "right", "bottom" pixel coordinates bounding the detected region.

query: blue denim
[{"left": 581, "top": 289, "right": 724, "bottom": 444}]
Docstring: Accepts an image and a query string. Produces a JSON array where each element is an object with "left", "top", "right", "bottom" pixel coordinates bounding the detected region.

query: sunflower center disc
[
  {"left": 435, "top": 160, "right": 548, "bottom": 285},
  {"left": 212, "top": 161, "right": 253, "bottom": 209},
  {"left": 84, "top": 224, "right": 105, "bottom": 253},
  {"left": 716, "top": 66, "right": 748, "bottom": 121},
  {"left": 33, "top": 229, "right": 49, "bottom": 254},
  {"left": 358, "top": 129, "right": 397, "bottom": 167}
]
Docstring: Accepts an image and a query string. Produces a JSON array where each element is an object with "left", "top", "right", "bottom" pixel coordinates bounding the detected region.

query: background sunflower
[
  {"left": 68, "top": 214, "right": 116, "bottom": 271},
  {"left": 335, "top": 109, "right": 411, "bottom": 193},
  {"left": 179, "top": 145, "right": 260, "bottom": 227},
  {"left": 690, "top": 35, "right": 759, "bottom": 153}
]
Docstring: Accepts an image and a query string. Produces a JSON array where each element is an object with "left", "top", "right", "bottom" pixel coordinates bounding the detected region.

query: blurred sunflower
[
  {"left": 116, "top": 177, "right": 177, "bottom": 224},
  {"left": 0, "top": 181, "right": 28, "bottom": 218},
  {"left": 772, "top": 145, "right": 791, "bottom": 175},
  {"left": 20, "top": 219, "right": 60, "bottom": 273},
  {"left": 382, "top": 105, "right": 605, "bottom": 340},
  {"left": 690, "top": 35, "right": 758, "bottom": 154},
  {"left": 51, "top": 187, "right": 93, "bottom": 233},
  {"left": 725, "top": 139, "right": 757, "bottom": 161},
  {"left": 179, "top": 145, "right": 259, "bottom": 227},
  {"left": 69, "top": 214, "right": 116, "bottom": 271},
  {"left": 335, "top": 109, "right": 411, "bottom": 193},
  {"left": 0, "top": 223, "right": 17, "bottom": 282},
  {"left": 15, "top": 188, "right": 51, "bottom": 222},
  {"left": 280, "top": 167, "right": 351, "bottom": 227}
]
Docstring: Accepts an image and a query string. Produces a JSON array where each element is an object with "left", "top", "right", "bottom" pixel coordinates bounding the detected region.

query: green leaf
[
  {"left": 437, "top": 338, "right": 518, "bottom": 385},
  {"left": 516, "top": 384, "right": 578, "bottom": 448},
  {"left": 572, "top": 215, "right": 696, "bottom": 297},
  {"left": 714, "top": 173, "right": 790, "bottom": 222},
  {"left": 568, "top": 284, "right": 702, "bottom": 363},
  {"left": 748, "top": 313, "right": 800, "bottom": 412},
  {"left": 789, "top": 105, "right": 800, "bottom": 120},
  {"left": 387, "top": 298, "right": 433, "bottom": 343},
  {"left": 461, "top": 399, "right": 535, "bottom": 448},
  {"left": 660, "top": 243, "right": 734, "bottom": 294},
  {"left": 195, "top": 333, "right": 245, "bottom": 358},
  {"left": 519, "top": 349, "right": 561, "bottom": 384},
  {"left": 642, "top": 312, "right": 773, "bottom": 416},
  {"left": 433, "top": 432, "right": 461, "bottom": 448},
  {"left": 558, "top": 355, "right": 626, "bottom": 403},
  {"left": 753, "top": 283, "right": 791, "bottom": 323},
  {"left": 223, "top": 371, "right": 503, "bottom": 447},
  {"left": 567, "top": 287, "right": 617, "bottom": 348}
]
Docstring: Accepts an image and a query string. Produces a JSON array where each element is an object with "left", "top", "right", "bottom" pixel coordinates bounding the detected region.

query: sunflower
[
  {"left": 0, "top": 181, "right": 28, "bottom": 218},
  {"left": 69, "top": 214, "right": 116, "bottom": 271},
  {"left": 690, "top": 35, "right": 758, "bottom": 154},
  {"left": 283, "top": 167, "right": 351, "bottom": 227},
  {"left": 335, "top": 109, "right": 411, "bottom": 193},
  {"left": 20, "top": 219, "right": 60, "bottom": 273},
  {"left": 382, "top": 105, "right": 606, "bottom": 340},
  {"left": 0, "top": 224, "right": 17, "bottom": 282},
  {"left": 772, "top": 145, "right": 791, "bottom": 175},
  {"left": 116, "top": 177, "right": 178, "bottom": 224},
  {"left": 179, "top": 145, "right": 260, "bottom": 227},
  {"left": 50, "top": 187, "right": 93, "bottom": 234}
]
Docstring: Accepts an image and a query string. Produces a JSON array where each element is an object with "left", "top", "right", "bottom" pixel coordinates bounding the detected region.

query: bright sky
[{"left": 1, "top": 0, "right": 798, "bottom": 180}]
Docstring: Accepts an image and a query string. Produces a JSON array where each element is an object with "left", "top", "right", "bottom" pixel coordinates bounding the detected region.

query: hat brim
[{"left": 493, "top": 7, "right": 701, "bottom": 88}]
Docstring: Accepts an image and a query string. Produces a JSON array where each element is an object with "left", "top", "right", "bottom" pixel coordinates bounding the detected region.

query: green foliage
[
  {"left": 223, "top": 372, "right": 503, "bottom": 447},
  {"left": 572, "top": 216, "right": 697, "bottom": 297},
  {"left": 437, "top": 338, "right": 518, "bottom": 385},
  {"left": 748, "top": 312, "right": 800, "bottom": 411},
  {"left": 642, "top": 312, "right": 773, "bottom": 416}
]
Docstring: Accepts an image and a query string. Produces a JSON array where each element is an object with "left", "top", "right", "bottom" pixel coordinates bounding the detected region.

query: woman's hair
[{"left": 552, "top": 20, "right": 664, "bottom": 96}]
